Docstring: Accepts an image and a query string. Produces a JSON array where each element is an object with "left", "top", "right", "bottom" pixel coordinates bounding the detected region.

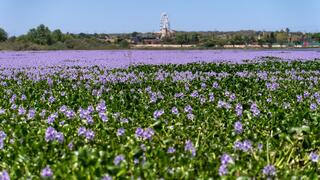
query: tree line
[{"left": 0, "top": 25, "right": 320, "bottom": 50}]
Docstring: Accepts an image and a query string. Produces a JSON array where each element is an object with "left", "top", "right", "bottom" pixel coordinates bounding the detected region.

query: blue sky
[{"left": 0, "top": 0, "right": 319, "bottom": 36}]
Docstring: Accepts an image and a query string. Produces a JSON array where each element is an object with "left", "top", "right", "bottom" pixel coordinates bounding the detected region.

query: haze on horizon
[{"left": 0, "top": 0, "right": 320, "bottom": 36}]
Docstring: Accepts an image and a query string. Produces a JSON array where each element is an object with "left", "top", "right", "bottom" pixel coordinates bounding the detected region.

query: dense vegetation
[{"left": 0, "top": 60, "right": 319, "bottom": 179}]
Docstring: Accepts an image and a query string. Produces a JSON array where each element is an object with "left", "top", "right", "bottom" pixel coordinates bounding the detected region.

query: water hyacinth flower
[
  {"left": 0, "top": 170, "right": 10, "bottom": 180},
  {"left": 85, "top": 129, "right": 95, "bottom": 141},
  {"left": 234, "top": 121, "right": 243, "bottom": 134},
  {"left": 184, "top": 105, "right": 193, "bottom": 113},
  {"left": 310, "top": 103, "right": 317, "bottom": 111},
  {"left": 185, "top": 140, "right": 196, "bottom": 156},
  {"left": 167, "top": 147, "right": 176, "bottom": 154},
  {"left": 235, "top": 103, "right": 243, "bottom": 116},
  {"left": 309, "top": 152, "right": 319, "bottom": 162},
  {"left": 116, "top": 128, "right": 125, "bottom": 136},
  {"left": 55, "top": 132, "right": 64, "bottom": 143},
  {"left": 171, "top": 107, "right": 179, "bottom": 115},
  {"left": 114, "top": 155, "right": 125, "bottom": 166},
  {"left": 262, "top": 165, "right": 276, "bottom": 176},
  {"left": 296, "top": 95, "right": 303, "bottom": 102},
  {"left": 187, "top": 113, "right": 194, "bottom": 120},
  {"left": 101, "top": 175, "right": 112, "bottom": 180},
  {"left": 45, "top": 127, "right": 57, "bottom": 142},
  {"left": 68, "top": 142, "right": 74, "bottom": 150},
  {"left": 250, "top": 102, "right": 260, "bottom": 117},
  {"left": 220, "top": 153, "right": 233, "bottom": 165},
  {"left": 135, "top": 128, "right": 154, "bottom": 140},
  {"left": 218, "top": 153, "right": 233, "bottom": 176},
  {"left": 18, "top": 106, "right": 26, "bottom": 115},
  {"left": 153, "top": 109, "right": 164, "bottom": 119},
  {"left": 78, "top": 127, "right": 87, "bottom": 136},
  {"left": 218, "top": 164, "right": 228, "bottom": 176},
  {"left": 27, "top": 109, "right": 36, "bottom": 120},
  {"left": 41, "top": 166, "right": 53, "bottom": 178}
]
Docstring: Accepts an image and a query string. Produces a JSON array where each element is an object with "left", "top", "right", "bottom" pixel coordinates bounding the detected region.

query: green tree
[
  {"left": 27, "top": 24, "right": 52, "bottom": 45},
  {"left": 119, "top": 39, "right": 129, "bottom": 48},
  {"left": 189, "top": 33, "right": 199, "bottom": 44},
  {"left": 51, "top": 29, "right": 64, "bottom": 43},
  {"left": 175, "top": 33, "right": 188, "bottom": 46},
  {"left": 0, "top": 28, "right": 8, "bottom": 42}
]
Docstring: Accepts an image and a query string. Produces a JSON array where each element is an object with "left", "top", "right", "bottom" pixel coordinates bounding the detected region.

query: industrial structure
[{"left": 159, "top": 12, "right": 174, "bottom": 39}]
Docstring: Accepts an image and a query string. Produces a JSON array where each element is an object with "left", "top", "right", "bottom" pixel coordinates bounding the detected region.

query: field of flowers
[{"left": 0, "top": 51, "right": 320, "bottom": 179}]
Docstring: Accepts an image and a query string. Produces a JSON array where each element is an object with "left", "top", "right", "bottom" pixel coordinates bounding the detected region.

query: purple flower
[
  {"left": 184, "top": 105, "right": 193, "bottom": 113},
  {"left": 135, "top": 128, "right": 144, "bottom": 138},
  {"left": 18, "top": 106, "right": 26, "bottom": 115},
  {"left": 41, "top": 166, "right": 53, "bottom": 178},
  {"left": 310, "top": 103, "right": 317, "bottom": 111},
  {"left": 78, "top": 127, "right": 86, "bottom": 136},
  {"left": 27, "top": 109, "right": 36, "bottom": 120},
  {"left": 167, "top": 147, "right": 176, "bottom": 154},
  {"left": 218, "top": 164, "right": 228, "bottom": 176},
  {"left": 142, "top": 128, "right": 154, "bottom": 140},
  {"left": 135, "top": 128, "right": 154, "bottom": 140},
  {"left": 233, "top": 140, "right": 243, "bottom": 151},
  {"left": 0, "top": 139, "right": 4, "bottom": 150},
  {"left": 153, "top": 109, "right": 164, "bottom": 119},
  {"left": 68, "top": 142, "right": 74, "bottom": 150},
  {"left": 262, "top": 165, "right": 276, "bottom": 176},
  {"left": 309, "top": 152, "right": 319, "bottom": 162},
  {"left": 116, "top": 128, "right": 125, "bottom": 136},
  {"left": 187, "top": 113, "right": 194, "bottom": 120},
  {"left": 85, "top": 129, "right": 95, "bottom": 141},
  {"left": 220, "top": 153, "right": 233, "bottom": 165},
  {"left": 184, "top": 140, "right": 196, "bottom": 156},
  {"left": 242, "top": 140, "right": 252, "bottom": 152},
  {"left": 250, "top": 102, "right": 260, "bottom": 117},
  {"left": 212, "top": 81, "right": 219, "bottom": 88},
  {"left": 171, "top": 107, "right": 179, "bottom": 115},
  {"left": 101, "top": 175, "right": 112, "bottom": 180},
  {"left": 235, "top": 103, "right": 243, "bottom": 116},
  {"left": 0, "top": 170, "right": 10, "bottom": 180},
  {"left": 0, "top": 131, "right": 6, "bottom": 139},
  {"left": 297, "top": 95, "right": 303, "bottom": 102},
  {"left": 45, "top": 127, "right": 57, "bottom": 142},
  {"left": 114, "top": 155, "right": 125, "bottom": 166},
  {"left": 234, "top": 121, "right": 243, "bottom": 134},
  {"left": 55, "top": 132, "right": 64, "bottom": 143}
]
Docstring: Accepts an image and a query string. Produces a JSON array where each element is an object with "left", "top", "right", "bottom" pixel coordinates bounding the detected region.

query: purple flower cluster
[
  {"left": 45, "top": 127, "right": 64, "bottom": 143},
  {"left": 114, "top": 155, "right": 125, "bottom": 166},
  {"left": 184, "top": 140, "right": 196, "bottom": 157},
  {"left": 235, "top": 103, "right": 243, "bottom": 117},
  {"left": 250, "top": 102, "right": 260, "bottom": 117},
  {"left": 135, "top": 128, "right": 154, "bottom": 140},
  {"left": 234, "top": 121, "right": 243, "bottom": 134},
  {"left": 153, "top": 109, "right": 164, "bottom": 119},
  {"left": 309, "top": 152, "right": 319, "bottom": 162},
  {"left": 41, "top": 166, "right": 53, "bottom": 178},
  {"left": 167, "top": 147, "right": 176, "bottom": 154},
  {"left": 233, "top": 140, "right": 252, "bottom": 152},
  {"left": 0, "top": 131, "right": 7, "bottom": 150},
  {"left": 262, "top": 165, "right": 276, "bottom": 176},
  {"left": 0, "top": 170, "right": 10, "bottom": 180},
  {"left": 116, "top": 128, "right": 125, "bottom": 136},
  {"left": 219, "top": 153, "right": 233, "bottom": 176},
  {"left": 78, "top": 127, "right": 95, "bottom": 141}
]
